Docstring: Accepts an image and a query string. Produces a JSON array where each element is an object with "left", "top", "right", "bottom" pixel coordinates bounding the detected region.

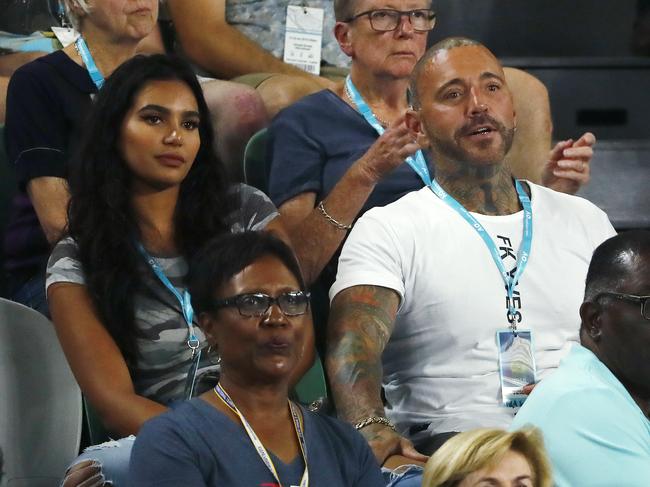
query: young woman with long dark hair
[{"left": 46, "top": 54, "right": 312, "bottom": 486}]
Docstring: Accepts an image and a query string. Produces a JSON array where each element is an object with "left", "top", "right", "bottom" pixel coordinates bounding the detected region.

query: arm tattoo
[{"left": 326, "top": 285, "right": 399, "bottom": 423}]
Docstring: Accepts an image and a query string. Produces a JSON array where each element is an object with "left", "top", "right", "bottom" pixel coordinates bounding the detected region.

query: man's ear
[
  {"left": 579, "top": 301, "right": 602, "bottom": 341},
  {"left": 405, "top": 108, "right": 431, "bottom": 150},
  {"left": 334, "top": 22, "right": 353, "bottom": 57}
]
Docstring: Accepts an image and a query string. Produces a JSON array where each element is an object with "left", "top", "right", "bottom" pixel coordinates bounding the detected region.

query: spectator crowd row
[{"left": 1, "top": 1, "right": 648, "bottom": 486}]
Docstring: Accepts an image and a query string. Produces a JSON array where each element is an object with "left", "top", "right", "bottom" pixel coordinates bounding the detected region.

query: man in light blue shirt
[{"left": 511, "top": 230, "right": 650, "bottom": 487}]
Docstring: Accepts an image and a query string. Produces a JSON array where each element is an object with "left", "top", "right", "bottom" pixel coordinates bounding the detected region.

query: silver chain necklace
[{"left": 343, "top": 83, "right": 391, "bottom": 128}]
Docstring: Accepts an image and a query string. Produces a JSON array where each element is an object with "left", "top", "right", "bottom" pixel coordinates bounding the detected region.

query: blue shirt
[
  {"left": 4, "top": 50, "right": 96, "bottom": 278},
  {"left": 267, "top": 89, "right": 424, "bottom": 212},
  {"left": 510, "top": 344, "right": 650, "bottom": 486},
  {"left": 128, "top": 397, "right": 385, "bottom": 487},
  {"left": 267, "top": 89, "right": 426, "bottom": 286}
]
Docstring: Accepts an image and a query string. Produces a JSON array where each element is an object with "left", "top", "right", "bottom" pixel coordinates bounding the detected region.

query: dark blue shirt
[
  {"left": 267, "top": 89, "right": 425, "bottom": 212},
  {"left": 128, "top": 398, "right": 385, "bottom": 487},
  {"left": 3, "top": 49, "right": 96, "bottom": 277}
]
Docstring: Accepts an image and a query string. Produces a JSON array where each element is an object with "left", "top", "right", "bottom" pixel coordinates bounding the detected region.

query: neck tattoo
[{"left": 437, "top": 170, "right": 521, "bottom": 216}]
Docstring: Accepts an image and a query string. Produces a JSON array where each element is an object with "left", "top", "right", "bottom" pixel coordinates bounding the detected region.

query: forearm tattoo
[{"left": 326, "top": 285, "right": 398, "bottom": 423}]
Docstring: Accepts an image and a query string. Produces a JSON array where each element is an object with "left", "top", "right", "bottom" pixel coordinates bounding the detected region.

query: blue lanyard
[
  {"left": 429, "top": 179, "right": 533, "bottom": 331},
  {"left": 344, "top": 75, "right": 432, "bottom": 186},
  {"left": 75, "top": 37, "right": 105, "bottom": 89},
  {"left": 214, "top": 383, "right": 309, "bottom": 487},
  {"left": 136, "top": 243, "right": 200, "bottom": 353}
]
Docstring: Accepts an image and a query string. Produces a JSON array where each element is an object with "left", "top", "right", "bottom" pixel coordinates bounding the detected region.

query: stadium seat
[
  {"left": 0, "top": 298, "right": 82, "bottom": 486},
  {"left": 242, "top": 128, "right": 269, "bottom": 193},
  {"left": 293, "top": 355, "right": 328, "bottom": 410}
]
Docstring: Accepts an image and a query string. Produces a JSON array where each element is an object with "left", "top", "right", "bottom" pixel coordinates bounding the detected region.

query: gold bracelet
[
  {"left": 354, "top": 416, "right": 396, "bottom": 431},
  {"left": 317, "top": 201, "right": 353, "bottom": 231}
]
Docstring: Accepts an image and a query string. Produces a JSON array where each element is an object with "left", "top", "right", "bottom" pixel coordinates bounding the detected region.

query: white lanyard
[{"left": 214, "top": 383, "right": 309, "bottom": 487}]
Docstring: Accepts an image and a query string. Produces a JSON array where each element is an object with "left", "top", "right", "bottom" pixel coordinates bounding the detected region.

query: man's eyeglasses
[
  {"left": 345, "top": 9, "right": 437, "bottom": 32},
  {"left": 595, "top": 292, "right": 650, "bottom": 320},
  {"left": 213, "top": 291, "right": 311, "bottom": 317}
]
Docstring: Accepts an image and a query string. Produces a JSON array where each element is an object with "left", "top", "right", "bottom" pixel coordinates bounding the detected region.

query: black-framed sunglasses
[
  {"left": 595, "top": 292, "right": 650, "bottom": 320},
  {"left": 213, "top": 291, "right": 311, "bottom": 317},
  {"left": 345, "top": 9, "right": 437, "bottom": 32}
]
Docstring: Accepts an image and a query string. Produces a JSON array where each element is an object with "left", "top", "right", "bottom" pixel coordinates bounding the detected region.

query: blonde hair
[
  {"left": 61, "top": 0, "right": 92, "bottom": 31},
  {"left": 422, "top": 428, "right": 553, "bottom": 487}
]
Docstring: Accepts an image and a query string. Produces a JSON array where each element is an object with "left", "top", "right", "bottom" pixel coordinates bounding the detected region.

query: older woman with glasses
[
  {"left": 267, "top": 0, "right": 594, "bottom": 287},
  {"left": 128, "top": 231, "right": 388, "bottom": 486}
]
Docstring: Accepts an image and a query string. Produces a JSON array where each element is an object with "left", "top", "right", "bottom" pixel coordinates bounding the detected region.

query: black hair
[
  {"left": 67, "top": 54, "right": 231, "bottom": 364},
  {"left": 189, "top": 231, "right": 306, "bottom": 316},
  {"left": 584, "top": 230, "right": 650, "bottom": 302}
]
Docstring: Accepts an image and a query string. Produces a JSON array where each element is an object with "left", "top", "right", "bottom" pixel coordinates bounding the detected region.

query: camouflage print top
[
  {"left": 46, "top": 184, "right": 278, "bottom": 405},
  {"left": 225, "top": 0, "right": 351, "bottom": 68}
]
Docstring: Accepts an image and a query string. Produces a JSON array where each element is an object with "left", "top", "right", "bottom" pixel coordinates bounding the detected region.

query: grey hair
[
  {"left": 333, "top": 0, "right": 359, "bottom": 21},
  {"left": 61, "top": 0, "right": 92, "bottom": 31},
  {"left": 408, "top": 37, "right": 483, "bottom": 109},
  {"left": 334, "top": 0, "right": 434, "bottom": 22}
]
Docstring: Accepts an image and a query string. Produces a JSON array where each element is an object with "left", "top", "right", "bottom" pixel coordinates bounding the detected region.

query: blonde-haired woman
[{"left": 422, "top": 428, "right": 552, "bottom": 487}]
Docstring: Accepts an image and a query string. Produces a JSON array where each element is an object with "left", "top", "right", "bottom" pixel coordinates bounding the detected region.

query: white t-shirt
[{"left": 330, "top": 182, "right": 616, "bottom": 438}]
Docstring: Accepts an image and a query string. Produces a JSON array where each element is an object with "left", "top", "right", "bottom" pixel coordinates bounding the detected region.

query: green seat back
[
  {"left": 242, "top": 128, "right": 269, "bottom": 193},
  {"left": 293, "top": 355, "right": 328, "bottom": 410}
]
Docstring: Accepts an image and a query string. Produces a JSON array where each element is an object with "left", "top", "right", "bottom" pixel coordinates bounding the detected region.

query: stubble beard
[{"left": 428, "top": 115, "right": 516, "bottom": 173}]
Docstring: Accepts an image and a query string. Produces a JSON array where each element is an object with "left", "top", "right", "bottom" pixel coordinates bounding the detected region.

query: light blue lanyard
[
  {"left": 429, "top": 179, "right": 533, "bottom": 331},
  {"left": 137, "top": 243, "right": 201, "bottom": 398},
  {"left": 136, "top": 243, "right": 200, "bottom": 352},
  {"left": 75, "top": 37, "right": 105, "bottom": 89},
  {"left": 345, "top": 75, "right": 432, "bottom": 186}
]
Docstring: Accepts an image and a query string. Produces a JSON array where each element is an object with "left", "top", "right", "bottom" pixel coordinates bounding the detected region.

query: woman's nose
[
  {"left": 262, "top": 302, "right": 290, "bottom": 327},
  {"left": 164, "top": 128, "right": 183, "bottom": 145}
]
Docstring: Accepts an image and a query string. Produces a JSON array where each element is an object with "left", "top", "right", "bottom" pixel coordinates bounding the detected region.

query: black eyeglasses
[
  {"left": 595, "top": 292, "right": 650, "bottom": 320},
  {"left": 345, "top": 9, "right": 436, "bottom": 32},
  {"left": 213, "top": 291, "right": 311, "bottom": 317}
]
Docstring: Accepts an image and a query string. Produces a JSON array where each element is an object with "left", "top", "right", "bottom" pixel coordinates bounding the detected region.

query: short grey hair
[
  {"left": 334, "top": 0, "right": 434, "bottom": 22},
  {"left": 333, "top": 0, "right": 359, "bottom": 21},
  {"left": 61, "top": 0, "right": 92, "bottom": 31},
  {"left": 408, "top": 37, "right": 482, "bottom": 109}
]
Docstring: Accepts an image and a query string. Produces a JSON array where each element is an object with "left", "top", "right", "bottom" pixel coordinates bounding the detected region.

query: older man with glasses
[{"left": 511, "top": 230, "right": 650, "bottom": 487}]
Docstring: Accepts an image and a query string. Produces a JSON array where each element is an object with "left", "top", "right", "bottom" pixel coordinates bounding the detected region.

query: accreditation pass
[
  {"left": 284, "top": 5, "right": 324, "bottom": 75},
  {"left": 496, "top": 329, "right": 537, "bottom": 408}
]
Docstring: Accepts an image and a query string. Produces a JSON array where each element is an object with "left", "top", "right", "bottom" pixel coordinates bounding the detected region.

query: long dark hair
[{"left": 67, "top": 54, "right": 231, "bottom": 365}]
